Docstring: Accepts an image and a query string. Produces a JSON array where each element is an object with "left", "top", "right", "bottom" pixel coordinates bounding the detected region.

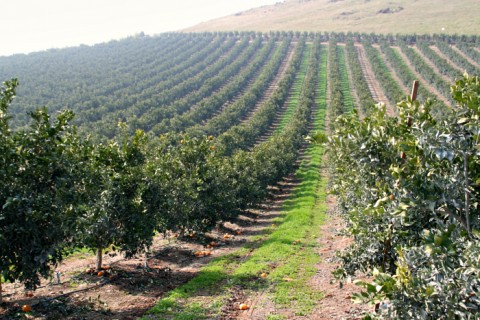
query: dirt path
[
  {"left": 205, "top": 43, "right": 278, "bottom": 122},
  {"left": 411, "top": 45, "right": 454, "bottom": 83},
  {"left": 451, "top": 45, "right": 480, "bottom": 69},
  {"left": 242, "top": 41, "right": 298, "bottom": 122},
  {"left": 236, "top": 198, "right": 368, "bottom": 320},
  {"left": 430, "top": 45, "right": 464, "bottom": 73},
  {"left": 356, "top": 44, "right": 395, "bottom": 115},
  {"left": 372, "top": 45, "right": 409, "bottom": 95},
  {"left": 309, "top": 199, "right": 369, "bottom": 320},
  {"left": 391, "top": 46, "right": 450, "bottom": 106}
]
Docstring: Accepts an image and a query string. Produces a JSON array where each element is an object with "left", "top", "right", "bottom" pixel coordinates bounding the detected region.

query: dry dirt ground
[{"left": 309, "top": 198, "right": 370, "bottom": 320}]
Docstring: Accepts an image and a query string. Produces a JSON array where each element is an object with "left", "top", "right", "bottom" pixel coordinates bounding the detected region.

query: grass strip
[
  {"left": 275, "top": 44, "right": 312, "bottom": 134},
  {"left": 337, "top": 46, "right": 355, "bottom": 113}
]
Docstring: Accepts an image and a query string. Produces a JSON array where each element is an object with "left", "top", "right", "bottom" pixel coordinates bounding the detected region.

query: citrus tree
[
  {"left": 0, "top": 79, "right": 82, "bottom": 299},
  {"left": 328, "top": 74, "right": 480, "bottom": 319},
  {"left": 145, "top": 135, "right": 235, "bottom": 235},
  {"left": 76, "top": 125, "right": 156, "bottom": 271}
]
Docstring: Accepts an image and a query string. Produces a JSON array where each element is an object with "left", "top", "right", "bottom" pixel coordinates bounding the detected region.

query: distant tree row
[{"left": 1, "top": 31, "right": 477, "bottom": 141}]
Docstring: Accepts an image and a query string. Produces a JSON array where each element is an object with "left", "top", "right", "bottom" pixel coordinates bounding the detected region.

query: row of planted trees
[
  {"left": 0, "top": 65, "right": 313, "bottom": 301},
  {"left": 327, "top": 74, "right": 480, "bottom": 319}
]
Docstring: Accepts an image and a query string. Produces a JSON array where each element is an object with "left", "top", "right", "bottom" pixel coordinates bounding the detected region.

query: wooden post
[
  {"left": 410, "top": 80, "right": 419, "bottom": 101},
  {"left": 406, "top": 80, "right": 419, "bottom": 127}
]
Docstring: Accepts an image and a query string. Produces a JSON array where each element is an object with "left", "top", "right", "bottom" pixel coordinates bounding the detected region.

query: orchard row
[{"left": 1, "top": 32, "right": 479, "bottom": 139}]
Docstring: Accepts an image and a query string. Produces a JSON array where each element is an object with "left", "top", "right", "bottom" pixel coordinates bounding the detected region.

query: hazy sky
[{"left": 0, "top": 0, "right": 280, "bottom": 56}]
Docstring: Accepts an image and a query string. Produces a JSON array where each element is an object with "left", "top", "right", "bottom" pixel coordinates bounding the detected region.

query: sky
[{"left": 0, "top": 0, "right": 281, "bottom": 56}]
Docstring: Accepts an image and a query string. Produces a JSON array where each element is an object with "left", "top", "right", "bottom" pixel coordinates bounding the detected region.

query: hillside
[{"left": 185, "top": 0, "right": 480, "bottom": 35}]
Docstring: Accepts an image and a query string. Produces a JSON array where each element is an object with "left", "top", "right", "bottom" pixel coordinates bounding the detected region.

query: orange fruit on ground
[
  {"left": 260, "top": 273, "right": 268, "bottom": 278},
  {"left": 210, "top": 241, "right": 217, "bottom": 247},
  {"left": 97, "top": 271, "right": 105, "bottom": 277},
  {"left": 238, "top": 303, "right": 249, "bottom": 310},
  {"left": 22, "top": 305, "right": 32, "bottom": 312}
]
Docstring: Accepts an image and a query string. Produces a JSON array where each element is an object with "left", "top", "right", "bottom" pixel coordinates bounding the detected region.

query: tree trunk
[
  {"left": 464, "top": 153, "right": 471, "bottom": 235},
  {"left": 0, "top": 275, "right": 3, "bottom": 304},
  {"left": 96, "top": 247, "right": 103, "bottom": 272}
]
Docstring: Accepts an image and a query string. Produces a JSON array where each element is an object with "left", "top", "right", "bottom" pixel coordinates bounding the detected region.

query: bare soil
[
  {"left": 371, "top": 45, "right": 409, "bottom": 96},
  {"left": 355, "top": 44, "right": 395, "bottom": 115},
  {"left": 231, "top": 197, "right": 369, "bottom": 320},
  {"left": 411, "top": 45, "right": 454, "bottom": 82},
  {"left": 429, "top": 45, "right": 464, "bottom": 73},
  {"left": 450, "top": 45, "right": 480, "bottom": 69},
  {"left": 308, "top": 196, "right": 370, "bottom": 320},
  {"left": 391, "top": 46, "right": 451, "bottom": 106}
]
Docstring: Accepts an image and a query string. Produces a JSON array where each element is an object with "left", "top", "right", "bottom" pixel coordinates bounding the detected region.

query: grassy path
[
  {"left": 337, "top": 45, "right": 355, "bottom": 113},
  {"left": 141, "top": 45, "right": 328, "bottom": 320}
]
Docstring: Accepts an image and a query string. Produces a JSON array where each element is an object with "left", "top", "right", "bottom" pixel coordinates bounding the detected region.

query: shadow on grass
[{"left": 145, "top": 268, "right": 270, "bottom": 319}]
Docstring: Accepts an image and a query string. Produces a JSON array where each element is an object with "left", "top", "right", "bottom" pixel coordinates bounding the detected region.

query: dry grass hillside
[{"left": 185, "top": 0, "right": 480, "bottom": 35}]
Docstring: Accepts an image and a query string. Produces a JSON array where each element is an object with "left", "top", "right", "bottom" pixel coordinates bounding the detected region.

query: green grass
[
  {"left": 318, "top": 45, "right": 328, "bottom": 124},
  {"left": 337, "top": 46, "right": 355, "bottom": 113},
  {"left": 141, "top": 45, "right": 329, "bottom": 320},
  {"left": 275, "top": 44, "right": 311, "bottom": 134}
]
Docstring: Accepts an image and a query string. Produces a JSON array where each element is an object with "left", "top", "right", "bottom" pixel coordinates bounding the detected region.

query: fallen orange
[
  {"left": 22, "top": 305, "right": 32, "bottom": 312},
  {"left": 238, "top": 303, "right": 249, "bottom": 310}
]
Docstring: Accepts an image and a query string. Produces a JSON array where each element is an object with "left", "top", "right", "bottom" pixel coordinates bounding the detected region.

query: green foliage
[
  {"left": 0, "top": 79, "right": 81, "bottom": 289},
  {"left": 76, "top": 126, "right": 156, "bottom": 266},
  {"left": 344, "top": 40, "right": 376, "bottom": 115},
  {"left": 145, "top": 134, "right": 235, "bottom": 233},
  {"left": 363, "top": 41, "right": 406, "bottom": 105},
  {"left": 328, "top": 74, "right": 480, "bottom": 319}
]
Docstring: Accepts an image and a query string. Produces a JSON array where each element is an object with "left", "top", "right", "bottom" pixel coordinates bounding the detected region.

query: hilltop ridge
[{"left": 185, "top": 0, "right": 480, "bottom": 35}]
